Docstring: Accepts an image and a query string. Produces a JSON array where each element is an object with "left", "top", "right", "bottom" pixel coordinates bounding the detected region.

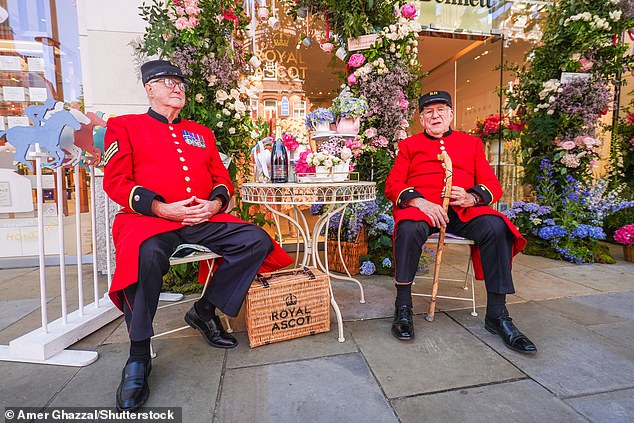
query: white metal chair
[
  {"left": 412, "top": 233, "right": 479, "bottom": 317},
  {"left": 150, "top": 244, "right": 232, "bottom": 357}
]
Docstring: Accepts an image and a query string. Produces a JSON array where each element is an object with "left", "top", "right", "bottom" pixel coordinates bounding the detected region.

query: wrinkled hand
[
  {"left": 152, "top": 196, "right": 222, "bottom": 225},
  {"left": 448, "top": 186, "right": 476, "bottom": 208},
  {"left": 408, "top": 197, "right": 449, "bottom": 228}
]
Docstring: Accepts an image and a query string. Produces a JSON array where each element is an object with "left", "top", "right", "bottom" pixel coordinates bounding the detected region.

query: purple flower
[{"left": 359, "top": 261, "right": 376, "bottom": 275}]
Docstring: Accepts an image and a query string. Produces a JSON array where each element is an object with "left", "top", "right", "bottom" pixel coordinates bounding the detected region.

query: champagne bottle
[{"left": 270, "top": 137, "right": 289, "bottom": 183}]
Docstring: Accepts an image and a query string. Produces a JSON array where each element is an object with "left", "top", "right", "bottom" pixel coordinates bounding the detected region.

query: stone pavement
[{"left": 1, "top": 243, "right": 633, "bottom": 423}]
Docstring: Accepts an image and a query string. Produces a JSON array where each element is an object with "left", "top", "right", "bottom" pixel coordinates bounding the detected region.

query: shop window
[
  {"left": 293, "top": 100, "right": 306, "bottom": 119},
  {"left": 263, "top": 99, "right": 277, "bottom": 120}
]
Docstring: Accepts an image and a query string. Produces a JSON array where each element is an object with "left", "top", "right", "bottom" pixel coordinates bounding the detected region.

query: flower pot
[
  {"left": 257, "top": 7, "right": 269, "bottom": 21},
  {"left": 336, "top": 117, "right": 360, "bottom": 135},
  {"left": 624, "top": 245, "right": 634, "bottom": 262},
  {"left": 314, "top": 121, "right": 331, "bottom": 133},
  {"left": 332, "top": 160, "right": 349, "bottom": 181},
  {"left": 315, "top": 165, "right": 331, "bottom": 179}
]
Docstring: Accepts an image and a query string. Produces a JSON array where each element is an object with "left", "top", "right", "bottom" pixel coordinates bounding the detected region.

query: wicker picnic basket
[
  {"left": 245, "top": 266, "right": 330, "bottom": 348},
  {"left": 326, "top": 228, "right": 368, "bottom": 275}
]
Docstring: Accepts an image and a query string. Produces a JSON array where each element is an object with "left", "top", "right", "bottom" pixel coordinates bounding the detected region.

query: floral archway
[{"left": 136, "top": 0, "right": 424, "bottom": 274}]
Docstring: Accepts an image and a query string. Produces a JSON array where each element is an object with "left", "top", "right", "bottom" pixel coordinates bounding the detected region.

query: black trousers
[
  {"left": 394, "top": 208, "right": 515, "bottom": 295},
  {"left": 120, "top": 222, "right": 273, "bottom": 341}
]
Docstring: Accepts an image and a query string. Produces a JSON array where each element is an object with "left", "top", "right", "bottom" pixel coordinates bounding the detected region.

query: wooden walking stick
[{"left": 425, "top": 150, "right": 453, "bottom": 322}]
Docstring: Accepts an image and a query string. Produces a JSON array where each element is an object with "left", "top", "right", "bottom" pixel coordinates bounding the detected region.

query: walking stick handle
[{"left": 426, "top": 151, "right": 453, "bottom": 322}]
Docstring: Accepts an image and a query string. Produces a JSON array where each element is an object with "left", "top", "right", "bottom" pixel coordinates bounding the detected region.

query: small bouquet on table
[{"left": 295, "top": 135, "right": 362, "bottom": 182}]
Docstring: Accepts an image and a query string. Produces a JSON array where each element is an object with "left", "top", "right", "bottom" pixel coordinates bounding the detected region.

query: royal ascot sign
[
  {"left": 255, "top": 32, "right": 307, "bottom": 82},
  {"left": 414, "top": 0, "right": 497, "bottom": 34}
]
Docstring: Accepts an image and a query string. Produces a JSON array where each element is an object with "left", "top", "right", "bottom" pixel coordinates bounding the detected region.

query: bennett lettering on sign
[{"left": 419, "top": 0, "right": 497, "bottom": 7}]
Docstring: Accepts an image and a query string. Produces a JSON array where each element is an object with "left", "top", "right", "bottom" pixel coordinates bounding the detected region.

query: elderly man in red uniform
[
  {"left": 104, "top": 60, "right": 293, "bottom": 411},
  {"left": 385, "top": 90, "right": 536, "bottom": 354}
]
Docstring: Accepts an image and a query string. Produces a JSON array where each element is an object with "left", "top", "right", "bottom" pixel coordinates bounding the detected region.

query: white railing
[{"left": 0, "top": 152, "right": 120, "bottom": 367}]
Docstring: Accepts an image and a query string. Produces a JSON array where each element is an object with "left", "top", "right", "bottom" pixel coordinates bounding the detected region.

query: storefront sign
[
  {"left": 27, "top": 57, "right": 44, "bottom": 72},
  {"left": 415, "top": 0, "right": 494, "bottom": 34},
  {"left": 29, "top": 87, "right": 48, "bottom": 102},
  {"left": 7, "top": 116, "right": 29, "bottom": 128},
  {"left": 2, "top": 86, "right": 25, "bottom": 102},
  {"left": 0, "top": 55, "right": 21, "bottom": 71},
  {"left": 560, "top": 72, "right": 591, "bottom": 83}
]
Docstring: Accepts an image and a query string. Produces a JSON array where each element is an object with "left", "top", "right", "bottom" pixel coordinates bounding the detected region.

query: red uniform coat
[
  {"left": 384, "top": 130, "right": 526, "bottom": 279},
  {"left": 103, "top": 111, "right": 292, "bottom": 311}
]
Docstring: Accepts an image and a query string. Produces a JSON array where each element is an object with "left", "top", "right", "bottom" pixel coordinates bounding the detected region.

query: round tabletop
[{"left": 241, "top": 181, "right": 377, "bottom": 205}]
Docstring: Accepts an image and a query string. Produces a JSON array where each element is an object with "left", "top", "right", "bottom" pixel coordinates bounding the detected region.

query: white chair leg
[
  {"left": 150, "top": 340, "right": 157, "bottom": 359},
  {"left": 218, "top": 312, "right": 233, "bottom": 333}
]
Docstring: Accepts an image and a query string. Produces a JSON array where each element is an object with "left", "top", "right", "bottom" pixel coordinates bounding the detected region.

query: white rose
[
  {"left": 217, "top": 121, "right": 224, "bottom": 128},
  {"left": 234, "top": 101, "right": 247, "bottom": 113},
  {"left": 216, "top": 90, "right": 229, "bottom": 102},
  {"left": 340, "top": 147, "right": 352, "bottom": 161},
  {"left": 229, "top": 127, "right": 236, "bottom": 134},
  {"left": 223, "top": 108, "right": 231, "bottom": 116}
]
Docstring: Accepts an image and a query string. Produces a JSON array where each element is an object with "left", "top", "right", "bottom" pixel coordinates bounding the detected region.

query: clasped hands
[
  {"left": 152, "top": 196, "right": 223, "bottom": 226},
  {"left": 407, "top": 186, "right": 476, "bottom": 228}
]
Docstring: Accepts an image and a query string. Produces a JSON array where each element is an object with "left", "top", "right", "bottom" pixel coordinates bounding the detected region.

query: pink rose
[
  {"left": 400, "top": 3, "right": 417, "bottom": 19},
  {"left": 175, "top": 6, "right": 186, "bottom": 15},
  {"left": 627, "top": 113, "right": 634, "bottom": 124},
  {"left": 175, "top": 17, "right": 188, "bottom": 30},
  {"left": 348, "top": 53, "right": 365, "bottom": 68},
  {"left": 561, "top": 140, "right": 576, "bottom": 150},
  {"left": 364, "top": 127, "right": 377, "bottom": 138},
  {"left": 583, "top": 136, "right": 599, "bottom": 147},
  {"left": 629, "top": 137, "right": 634, "bottom": 146},
  {"left": 579, "top": 56, "right": 594, "bottom": 72},
  {"left": 374, "top": 136, "right": 389, "bottom": 147},
  {"left": 395, "top": 129, "right": 407, "bottom": 140},
  {"left": 347, "top": 74, "right": 358, "bottom": 85},
  {"left": 188, "top": 16, "right": 199, "bottom": 28},
  {"left": 399, "top": 99, "right": 409, "bottom": 110}
]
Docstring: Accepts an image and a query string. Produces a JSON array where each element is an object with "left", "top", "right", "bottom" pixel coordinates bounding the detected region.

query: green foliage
[
  {"left": 506, "top": 0, "right": 634, "bottom": 187},
  {"left": 285, "top": 0, "right": 399, "bottom": 47},
  {"left": 162, "top": 262, "right": 203, "bottom": 294},
  {"left": 137, "top": 0, "right": 261, "bottom": 180}
]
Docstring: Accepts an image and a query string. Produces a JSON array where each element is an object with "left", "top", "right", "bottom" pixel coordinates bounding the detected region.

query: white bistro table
[{"left": 241, "top": 181, "right": 377, "bottom": 342}]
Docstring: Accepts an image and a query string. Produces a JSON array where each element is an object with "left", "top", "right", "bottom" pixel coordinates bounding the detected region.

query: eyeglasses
[
  {"left": 422, "top": 107, "right": 451, "bottom": 118},
  {"left": 150, "top": 78, "right": 187, "bottom": 91}
]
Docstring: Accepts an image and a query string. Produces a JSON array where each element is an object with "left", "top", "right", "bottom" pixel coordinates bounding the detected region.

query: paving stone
[
  {"left": 513, "top": 253, "right": 575, "bottom": 269},
  {"left": 0, "top": 299, "right": 39, "bottom": 331},
  {"left": 511, "top": 263, "right": 598, "bottom": 301},
  {"left": 226, "top": 324, "right": 357, "bottom": 369},
  {"left": 347, "top": 314, "right": 523, "bottom": 398},
  {"left": 217, "top": 353, "right": 397, "bottom": 423},
  {"left": 536, "top": 292, "right": 634, "bottom": 327},
  {"left": 450, "top": 302, "right": 634, "bottom": 397},
  {"left": 393, "top": 379, "right": 586, "bottom": 423},
  {"left": 0, "top": 360, "right": 78, "bottom": 407},
  {"left": 588, "top": 321, "right": 634, "bottom": 351},
  {"left": 49, "top": 343, "right": 128, "bottom": 408},
  {"left": 541, "top": 264, "right": 634, "bottom": 292},
  {"left": 566, "top": 388, "right": 634, "bottom": 423}
]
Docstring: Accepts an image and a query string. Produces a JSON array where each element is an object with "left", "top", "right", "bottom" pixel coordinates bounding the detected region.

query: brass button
[
  {"left": 185, "top": 176, "right": 191, "bottom": 182},
  {"left": 169, "top": 126, "right": 174, "bottom": 130},
  {"left": 134, "top": 195, "right": 140, "bottom": 202},
  {"left": 180, "top": 157, "right": 185, "bottom": 162},
  {"left": 186, "top": 187, "right": 192, "bottom": 193},
  {"left": 177, "top": 149, "right": 182, "bottom": 153},
  {"left": 171, "top": 133, "right": 177, "bottom": 138},
  {"left": 183, "top": 166, "right": 188, "bottom": 171}
]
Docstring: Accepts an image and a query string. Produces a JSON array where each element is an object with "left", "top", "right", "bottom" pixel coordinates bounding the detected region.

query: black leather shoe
[
  {"left": 185, "top": 306, "right": 238, "bottom": 348},
  {"left": 391, "top": 305, "right": 415, "bottom": 341},
  {"left": 485, "top": 315, "right": 537, "bottom": 354},
  {"left": 116, "top": 359, "right": 151, "bottom": 411}
]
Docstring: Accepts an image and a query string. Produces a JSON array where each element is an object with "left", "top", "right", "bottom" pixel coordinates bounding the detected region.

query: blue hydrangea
[
  {"left": 359, "top": 261, "right": 376, "bottom": 276},
  {"left": 381, "top": 257, "right": 392, "bottom": 268},
  {"left": 537, "top": 225, "right": 567, "bottom": 240}
]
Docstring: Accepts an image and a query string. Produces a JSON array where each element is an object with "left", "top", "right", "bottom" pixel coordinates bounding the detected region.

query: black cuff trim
[
  {"left": 209, "top": 185, "right": 230, "bottom": 213},
  {"left": 397, "top": 189, "right": 424, "bottom": 208},
  {"left": 131, "top": 187, "right": 164, "bottom": 216},
  {"left": 468, "top": 185, "right": 492, "bottom": 206}
]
